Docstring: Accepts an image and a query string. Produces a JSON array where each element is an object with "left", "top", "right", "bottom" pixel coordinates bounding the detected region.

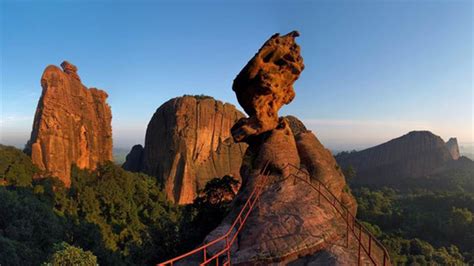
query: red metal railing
[
  {"left": 158, "top": 163, "right": 391, "bottom": 266},
  {"left": 281, "top": 163, "right": 390, "bottom": 266},
  {"left": 158, "top": 162, "right": 270, "bottom": 266}
]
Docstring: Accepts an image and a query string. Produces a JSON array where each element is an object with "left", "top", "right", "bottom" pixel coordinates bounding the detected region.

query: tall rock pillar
[{"left": 26, "top": 61, "right": 113, "bottom": 187}]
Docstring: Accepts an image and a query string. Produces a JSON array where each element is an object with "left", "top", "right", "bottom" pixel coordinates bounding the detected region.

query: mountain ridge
[{"left": 336, "top": 130, "right": 469, "bottom": 186}]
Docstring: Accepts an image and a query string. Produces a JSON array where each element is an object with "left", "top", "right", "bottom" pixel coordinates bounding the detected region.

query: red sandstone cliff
[
  {"left": 26, "top": 61, "right": 113, "bottom": 187},
  {"left": 124, "top": 96, "right": 248, "bottom": 204}
]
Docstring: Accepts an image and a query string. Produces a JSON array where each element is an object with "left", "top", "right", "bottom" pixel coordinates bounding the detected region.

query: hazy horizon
[{"left": 1, "top": 0, "right": 472, "bottom": 151}]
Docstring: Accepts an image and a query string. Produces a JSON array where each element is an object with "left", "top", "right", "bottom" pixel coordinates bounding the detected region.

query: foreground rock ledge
[{"left": 204, "top": 117, "right": 358, "bottom": 265}]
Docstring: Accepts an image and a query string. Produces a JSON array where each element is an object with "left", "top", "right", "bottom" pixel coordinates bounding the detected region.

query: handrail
[
  {"left": 158, "top": 161, "right": 271, "bottom": 266},
  {"left": 281, "top": 163, "right": 391, "bottom": 266},
  {"left": 157, "top": 162, "right": 391, "bottom": 266}
]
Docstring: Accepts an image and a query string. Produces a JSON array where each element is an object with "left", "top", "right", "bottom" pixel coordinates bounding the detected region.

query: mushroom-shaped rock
[{"left": 231, "top": 31, "right": 304, "bottom": 142}]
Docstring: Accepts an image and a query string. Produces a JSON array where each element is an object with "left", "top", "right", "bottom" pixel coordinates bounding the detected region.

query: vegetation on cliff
[
  {"left": 0, "top": 144, "right": 39, "bottom": 186},
  {"left": 0, "top": 146, "right": 235, "bottom": 265},
  {"left": 44, "top": 242, "right": 98, "bottom": 266},
  {"left": 2, "top": 143, "right": 473, "bottom": 264}
]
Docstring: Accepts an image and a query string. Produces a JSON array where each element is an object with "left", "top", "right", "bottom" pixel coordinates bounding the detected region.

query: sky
[{"left": 1, "top": 0, "right": 472, "bottom": 151}]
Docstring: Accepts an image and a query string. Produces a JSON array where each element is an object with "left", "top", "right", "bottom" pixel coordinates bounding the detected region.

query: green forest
[
  {"left": 346, "top": 166, "right": 474, "bottom": 265},
  {"left": 0, "top": 145, "right": 236, "bottom": 265},
  {"left": 1, "top": 144, "right": 474, "bottom": 265}
]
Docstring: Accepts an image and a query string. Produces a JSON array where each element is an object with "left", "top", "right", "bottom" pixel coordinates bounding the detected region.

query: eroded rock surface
[
  {"left": 26, "top": 61, "right": 113, "bottom": 187},
  {"left": 231, "top": 31, "right": 304, "bottom": 142},
  {"left": 202, "top": 31, "right": 366, "bottom": 265},
  {"left": 205, "top": 118, "right": 358, "bottom": 264},
  {"left": 295, "top": 130, "right": 357, "bottom": 214},
  {"left": 126, "top": 96, "right": 248, "bottom": 204}
]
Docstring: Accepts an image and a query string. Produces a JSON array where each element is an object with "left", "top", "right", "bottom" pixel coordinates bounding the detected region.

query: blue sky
[{"left": 1, "top": 0, "right": 472, "bottom": 151}]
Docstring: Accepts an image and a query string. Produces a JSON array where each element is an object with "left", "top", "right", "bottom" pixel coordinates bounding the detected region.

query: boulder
[
  {"left": 126, "top": 96, "right": 248, "bottom": 204},
  {"left": 285, "top": 115, "right": 307, "bottom": 136},
  {"left": 231, "top": 31, "right": 304, "bottom": 142}
]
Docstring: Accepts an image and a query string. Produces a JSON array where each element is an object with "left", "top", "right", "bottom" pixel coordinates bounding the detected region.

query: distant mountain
[
  {"left": 336, "top": 131, "right": 473, "bottom": 188},
  {"left": 113, "top": 147, "right": 130, "bottom": 165},
  {"left": 460, "top": 143, "right": 474, "bottom": 160}
]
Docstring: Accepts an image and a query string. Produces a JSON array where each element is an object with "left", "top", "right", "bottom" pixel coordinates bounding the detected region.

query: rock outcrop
[
  {"left": 123, "top": 96, "right": 248, "bottom": 204},
  {"left": 231, "top": 31, "right": 304, "bottom": 142},
  {"left": 203, "top": 32, "right": 366, "bottom": 265},
  {"left": 26, "top": 61, "right": 113, "bottom": 187},
  {"left": 205, "top": 117, "right": 358, "bottom": 264},
  {"left": 295, "top": 129, "right": 357, "bottom": 213},
  {"left": 122, "top": 144, "right": 144, "bottom": 172},
  {"left": 336, "top": 131, "right": 455, "bottom": 186},
  {"left": 446, "top": 137, "right": 461, "bottom": 160},
  {"left": 285, "top": 115, "right": 307, "bottom": 136}
]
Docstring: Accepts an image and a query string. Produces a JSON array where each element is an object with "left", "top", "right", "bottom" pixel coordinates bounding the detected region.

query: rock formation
[
  {"left": 336, "top": 131, "right": 455, "bottom": 186},
  {"left": 122, "top": 144, "right": 144, "bottom": 172},
  {"left": 285, "top": 115, "right": 307, "bottom": 136},
  {"left": 295, "top": 126, "right": 357, "bottom": 213},
  {"left": 26, "top": 61, "right": 113, "bottom": 187},
  {"left": 205, "top": 116, "right": 359, "bottom": 264},
  {"left": 231, "top": 31, "right": 304, "bottom": 142},
  {"left": 123, "top": 96, "right": 248, "bottom": 204},
  {"left": 446, "top": 137, "right": 461, "bottom": 160},
  {"left": 202, "top": 32, "right": 367, "bottom": 265}
]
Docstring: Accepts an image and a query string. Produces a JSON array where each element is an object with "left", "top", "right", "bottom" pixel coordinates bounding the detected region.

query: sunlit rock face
[
  {"left": 231, "top": 31, "right": 305, "bottom": 142},
  {"left": 204, "top": 32, "right": 362, "bottom": 265},
  {"left": 205, "top": 116, "right": 359, "bottom": 265},
  {"left": 26, "top": 61, "right": 113, "bottom": 187},
  {"left": 134, "top": 96, "right": 248, "bottom": 204}
]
